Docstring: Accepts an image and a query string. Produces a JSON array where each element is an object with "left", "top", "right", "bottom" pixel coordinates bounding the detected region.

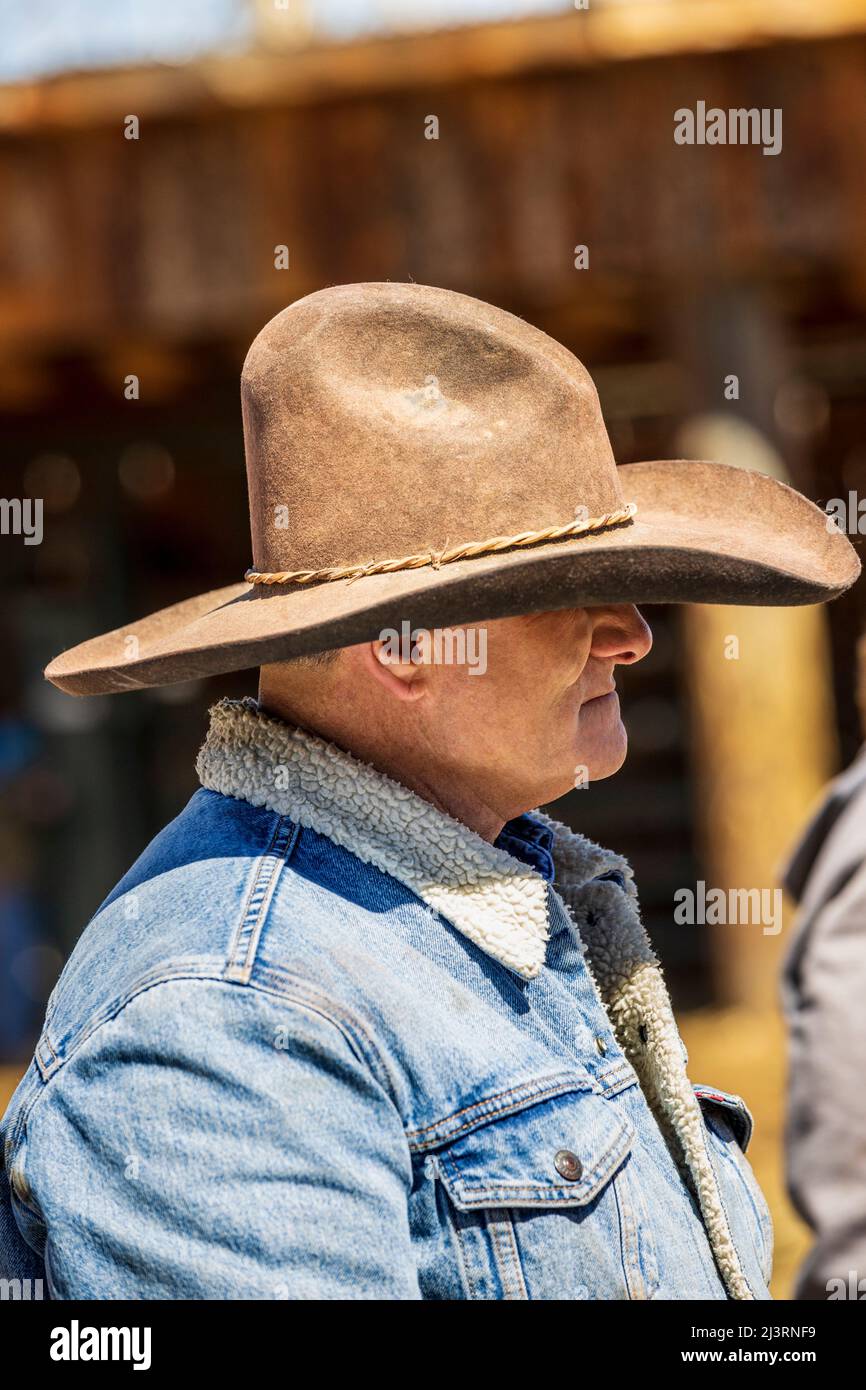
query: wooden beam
[{"left": 1, "top": 0, "right": 866, "bottom": 133}]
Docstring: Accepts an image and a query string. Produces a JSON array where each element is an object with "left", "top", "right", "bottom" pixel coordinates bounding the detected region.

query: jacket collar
[
  {"left": 197, "top": 697, "right": 591, "bottom": 979},
  {"left": 195, "top": 696, "right": 756, "bottom": 1301}
]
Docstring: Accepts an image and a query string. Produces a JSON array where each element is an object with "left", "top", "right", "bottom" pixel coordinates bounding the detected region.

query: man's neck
[{"left": 257, "top": 688, "right": 506, "bottom": 844}]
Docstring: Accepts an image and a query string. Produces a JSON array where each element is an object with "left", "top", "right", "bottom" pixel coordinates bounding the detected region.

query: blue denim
[
  {"left": 0, "top": 787, "right": 772, "bottom": 1299},
  {"left": 494, "top": 813, "right": 557, "bottom": 882}
]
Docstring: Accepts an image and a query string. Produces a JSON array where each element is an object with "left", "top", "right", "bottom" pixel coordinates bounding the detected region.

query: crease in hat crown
[{"left": 240, "top": 281, "right": 628, "bottom": 582}]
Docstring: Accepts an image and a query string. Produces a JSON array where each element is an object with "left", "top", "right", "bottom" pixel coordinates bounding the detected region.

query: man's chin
[
  {"left": 575, "top": 722, "right": 628, "bottom": 786},
  {"left": 539, "top": 732, "right": 627, "bottom": 806},
  {"left": 588, "top": 749, "right": 627, "bottom": 782}
]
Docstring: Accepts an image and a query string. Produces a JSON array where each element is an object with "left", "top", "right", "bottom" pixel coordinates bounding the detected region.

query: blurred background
[{"left": 1, "top": 0, "right": 865, "bottom": 1297}]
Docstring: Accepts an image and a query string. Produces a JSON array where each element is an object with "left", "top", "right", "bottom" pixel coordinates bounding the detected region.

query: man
[{"left": 0, "top": 282, "right": 858, "bottom": 1299}]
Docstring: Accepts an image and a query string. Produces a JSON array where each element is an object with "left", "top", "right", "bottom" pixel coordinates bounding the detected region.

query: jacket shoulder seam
[
  {"left": 30, "top": 967, "right": 397, "bottom": 1113},
  {"left": 8, "top": 972, "right": 398, "bottom": 1183}
]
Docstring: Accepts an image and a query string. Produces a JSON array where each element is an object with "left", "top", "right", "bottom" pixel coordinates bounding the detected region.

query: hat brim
[{"left": 45, "top": 459, "right": 860, "bottom": 695}]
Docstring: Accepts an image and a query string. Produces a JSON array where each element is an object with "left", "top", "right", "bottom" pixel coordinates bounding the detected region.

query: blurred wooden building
[{"left": 1, "top": 0, "right": 865, "bottom": 1051}]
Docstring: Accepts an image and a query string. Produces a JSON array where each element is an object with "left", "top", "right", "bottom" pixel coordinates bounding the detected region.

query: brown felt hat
[{"left": 46, "top": 282, "right": 859, "bottom": 696}]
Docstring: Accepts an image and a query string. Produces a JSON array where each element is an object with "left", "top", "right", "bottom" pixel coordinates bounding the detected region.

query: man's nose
[{"left": 590, "top": 605, "right": 653, "bottom": 665}]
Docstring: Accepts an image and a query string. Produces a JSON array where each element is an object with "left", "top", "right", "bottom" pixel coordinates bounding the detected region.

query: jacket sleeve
[
  {"left": 783, "top": 862, "right": 866, "bottom": 1299},
  {"left": 23, "top": 977, "right": 421, "bottom": 1299}
]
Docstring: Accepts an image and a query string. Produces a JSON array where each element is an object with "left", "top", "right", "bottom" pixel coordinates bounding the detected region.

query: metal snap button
[
  {"left": 554, "top": 1149, "right": 583, "bottom": 1182},
  {"left": 595, "top": 1035, "right": 608, "bottom": 1055}
]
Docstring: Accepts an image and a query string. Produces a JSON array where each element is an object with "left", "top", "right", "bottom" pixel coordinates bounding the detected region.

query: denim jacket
[{"left": 0, "top": 698, "right": 773, "bottom": 1300}]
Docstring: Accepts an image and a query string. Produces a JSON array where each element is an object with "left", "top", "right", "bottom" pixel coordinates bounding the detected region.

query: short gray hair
[{"left": 273, "top": 649, "right": 339, "bottom": 672}]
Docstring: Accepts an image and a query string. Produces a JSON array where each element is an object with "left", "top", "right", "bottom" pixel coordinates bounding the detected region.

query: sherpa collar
[
  {"left": 196, "top": 697, "right": 634, "bottom": 980},
  {"left": 196, "top": 696, "right": 757, "bottom": 1300}
]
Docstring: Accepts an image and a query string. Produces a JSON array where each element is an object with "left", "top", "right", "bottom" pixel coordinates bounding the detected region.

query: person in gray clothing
[{"left": 783, "top": 703, "right": 866, "bottom": 1302}]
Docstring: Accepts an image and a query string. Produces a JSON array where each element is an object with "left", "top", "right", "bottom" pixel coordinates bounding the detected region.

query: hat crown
[{"left": 241, "top": 282, "right": 623, "bottom": 574}]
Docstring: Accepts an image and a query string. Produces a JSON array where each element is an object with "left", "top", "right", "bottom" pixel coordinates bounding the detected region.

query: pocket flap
[
  {"left": 436, "top": 1087, "right": 633, "bottom": 1210},
  {"left": 694, "top": 1083, "right": 754, "bottom": 1153}
]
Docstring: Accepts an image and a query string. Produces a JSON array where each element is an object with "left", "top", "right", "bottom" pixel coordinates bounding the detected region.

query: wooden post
[
  {"left": 681, "top": 602, "right": 838, "bottom": 1008},
  {"left": 672, "top": 283, "right": 840, "bottom": 1008}
]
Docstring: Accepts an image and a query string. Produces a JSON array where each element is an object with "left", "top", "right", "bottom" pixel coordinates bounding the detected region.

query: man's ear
[{"left": 359, "top": 638, "right": 427, "bottom": 702}]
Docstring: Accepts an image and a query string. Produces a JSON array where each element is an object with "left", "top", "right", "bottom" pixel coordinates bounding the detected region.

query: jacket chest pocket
[{"left": 424, "top": 1075, "right": 657, "bottom": 1300}]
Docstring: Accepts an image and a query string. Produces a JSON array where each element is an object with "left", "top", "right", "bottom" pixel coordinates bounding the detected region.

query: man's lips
[{"left": 583, "top": 688, "right": 618, "bottom": 706}]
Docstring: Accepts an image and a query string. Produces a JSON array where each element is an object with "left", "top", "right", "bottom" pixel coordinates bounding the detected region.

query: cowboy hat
[{"left": 45, "top": 282, "right": 859, "bottom": 695}]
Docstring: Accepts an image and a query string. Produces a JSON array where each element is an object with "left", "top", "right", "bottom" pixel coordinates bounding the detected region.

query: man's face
[{"left": 373, "top": 605, "right": 653, "bottom": 814}]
